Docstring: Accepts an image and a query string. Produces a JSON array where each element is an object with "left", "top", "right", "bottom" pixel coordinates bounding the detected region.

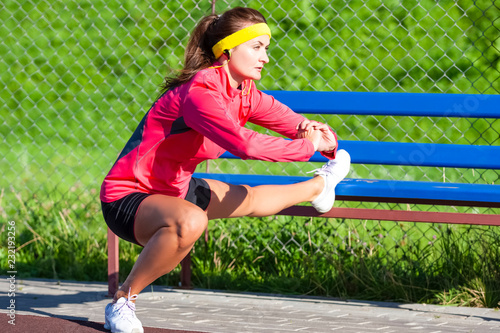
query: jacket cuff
[{"left": 320, "top": 131, "right": 338, "bottom": 159}]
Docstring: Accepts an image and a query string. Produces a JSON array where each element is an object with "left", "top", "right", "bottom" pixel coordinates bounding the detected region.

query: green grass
[
  {"left": 1, "top": 0, "right": 499, "bottom": 308},
  {"left": 2, "top": 188, "right": 500, "bottom": 308}
]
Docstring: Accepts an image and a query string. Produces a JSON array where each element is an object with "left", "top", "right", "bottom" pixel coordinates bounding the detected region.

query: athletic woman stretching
[{"left": 101, "top": 7, "right": 350, "bottom": 333}]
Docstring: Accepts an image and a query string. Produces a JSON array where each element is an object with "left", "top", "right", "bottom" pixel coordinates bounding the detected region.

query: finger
[
  {"left": 296, "top": 120, "right": 306, "bottom": 130},
  {"left": 296, "top": 129, "right": 307, "bottom": 138},
  {"left": 303, "top": 122, "right": 317, "bottom": 132},
  {"left": 296, "top": 119, "right": 312, "bottom": 130},
  {"left": 318, "top": 126, "right": 332, "bottom": 133},
  {"left": 310, "top": 122, "right": 329, "bottom": 131}
]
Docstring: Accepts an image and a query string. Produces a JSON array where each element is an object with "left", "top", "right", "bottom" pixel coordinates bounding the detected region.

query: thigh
[
  {"left": 134, "top": 194, "right": 207, "bottom": 246},
  {"left": 102, "top": 192, "right": 151, "bottom": 246},
  {"left": 204, "top": 178, "right": 251, "bottom": 220}
]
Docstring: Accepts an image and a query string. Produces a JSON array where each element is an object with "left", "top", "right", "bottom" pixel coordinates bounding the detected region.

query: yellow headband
[{"left": 212, "top": 23, "right": 271, "bottom": 59}]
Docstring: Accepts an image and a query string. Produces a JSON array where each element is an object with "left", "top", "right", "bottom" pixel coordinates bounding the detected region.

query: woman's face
[{"left": 226, "top": 34, "right": 270, "bottom": 87}]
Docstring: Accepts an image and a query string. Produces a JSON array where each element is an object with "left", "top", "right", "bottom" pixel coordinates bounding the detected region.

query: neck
[{"left": 221, "top": 62, "right": 242, "bottom": 89}]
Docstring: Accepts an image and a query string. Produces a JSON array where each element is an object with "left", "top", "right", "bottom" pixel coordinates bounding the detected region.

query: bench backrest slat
[
  {"left": 220, "top": 141, "right": 500, "bottom": 169},
  {"left": 264, "top": 91, "right": 500, "bottom": 118},
  {"left": 339, "top": 141, "right": 500, "bottom": 169}
]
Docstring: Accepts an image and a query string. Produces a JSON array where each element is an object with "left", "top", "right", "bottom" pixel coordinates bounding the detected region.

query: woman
[{"left": 101, "top": 7, "right": 350, "bottom": 333}]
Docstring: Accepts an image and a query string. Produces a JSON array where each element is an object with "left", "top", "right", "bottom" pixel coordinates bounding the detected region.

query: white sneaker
[
  {"left": 310, "top": 149, "right": 351, "bottom": 213},
  {"left": 104, "top": 290, "right": 144, "bottom": 333}
]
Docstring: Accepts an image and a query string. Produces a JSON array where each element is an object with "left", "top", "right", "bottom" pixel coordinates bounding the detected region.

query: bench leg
[
  {"left": 180, "top": 253, "right": 192, "bottom": 289},
  {"left": 107, "top": 228, "right": 119, "bottom": 297}
]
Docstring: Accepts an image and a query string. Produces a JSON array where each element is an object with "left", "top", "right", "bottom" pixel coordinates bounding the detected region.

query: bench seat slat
[
  {"left": 220, "top": 140, "right": 500, "bottom": 169},
  {"left": 193, "top": 173, "right": 500, "bottom": 208},
  {"left": 264, "top": 90, "right": 500, "bottom": 118}
]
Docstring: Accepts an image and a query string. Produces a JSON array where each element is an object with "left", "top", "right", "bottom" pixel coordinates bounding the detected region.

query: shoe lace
[
  {"left": 307, "top": 161, "right": 332, "bottom": 175},
  {"left": 307, "top": 167, "right": 321, "bottom": 174},
  {"left": 116, "top": 288, "right": 138, "bottom": 318}
]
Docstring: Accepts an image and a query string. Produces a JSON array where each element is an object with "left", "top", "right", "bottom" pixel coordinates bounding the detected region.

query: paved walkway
[{"left": 1, "top": 276, "right": 500, "bottom": 332}]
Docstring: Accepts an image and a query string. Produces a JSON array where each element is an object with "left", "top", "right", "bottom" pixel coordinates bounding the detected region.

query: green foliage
[
  {"left": 1, "top": 190, "right": 500, "bottom": 307},
  {"left": 189, "top": 216, "right": 500, "bottom": 307}
]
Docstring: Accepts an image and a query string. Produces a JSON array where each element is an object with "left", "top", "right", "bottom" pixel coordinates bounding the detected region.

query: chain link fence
[{"left": 1, "top": 0, "right": 499, "bottom": 303}]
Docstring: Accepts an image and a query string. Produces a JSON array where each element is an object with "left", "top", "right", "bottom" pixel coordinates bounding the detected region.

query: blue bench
[
  {"left": 108, "top": 90, "right": 500, "bottom": 294},
  {"left": 195, "top": 91, "right": 500, "bottom": 221}
]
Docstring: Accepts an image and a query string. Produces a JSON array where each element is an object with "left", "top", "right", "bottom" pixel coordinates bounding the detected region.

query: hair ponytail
[{"left": 160, "top": 7, "right": 267, "bottom": 92}]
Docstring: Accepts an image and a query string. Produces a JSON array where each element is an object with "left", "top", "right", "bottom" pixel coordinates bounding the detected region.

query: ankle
[
  {"left": 114, "top": 289, "right": 131, "bottom": 302},
  {"left": 311, "top": 175, "right": 325, "bottom": 201}
]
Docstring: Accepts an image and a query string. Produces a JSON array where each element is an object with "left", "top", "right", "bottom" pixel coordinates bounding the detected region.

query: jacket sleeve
[
  {"left": 248, "top": 89, "right": 305, "bottom": 139},
  {"left": 249, "top": 89, "right": 338, "bottom": 159},
  {"left": 182, "top": 76, "right": 315, "bottom": 162}
]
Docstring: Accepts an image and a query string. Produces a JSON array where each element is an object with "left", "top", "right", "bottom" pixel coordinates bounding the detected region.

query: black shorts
[{"left": 101, "top": 177, "right": 211, "bottom": 246}]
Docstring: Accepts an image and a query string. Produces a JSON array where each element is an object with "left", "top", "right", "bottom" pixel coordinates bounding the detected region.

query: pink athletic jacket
[{"left": 100, "top": 65, "right": 336, "bottom": 203}]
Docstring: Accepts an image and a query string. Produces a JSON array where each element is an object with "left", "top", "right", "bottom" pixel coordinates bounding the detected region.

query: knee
[{"left": 173, "top": 209, "right": 208, "bottom": 249}]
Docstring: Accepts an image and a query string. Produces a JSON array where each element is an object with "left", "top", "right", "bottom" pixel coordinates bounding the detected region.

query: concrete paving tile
[{"left": 2, "top": 276, "right": 500, "bottom": 333}]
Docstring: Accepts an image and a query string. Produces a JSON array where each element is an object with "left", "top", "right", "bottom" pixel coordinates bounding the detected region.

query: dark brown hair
[{"left": 160, "top": 7, "right": 267, "bottom": 92}]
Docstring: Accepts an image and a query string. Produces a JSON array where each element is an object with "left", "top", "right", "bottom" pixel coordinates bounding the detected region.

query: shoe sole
[
  {"left": 104, "top": 327, "right": 143, "bottom": 333},
  {"left": 335, "top": 150, "right": 351, "bottom": 179},
  {"left": 312, "top": 150, "right": 351, "bottom": 213},
  {"left": 104, "top": 319, "right": 143, "bottom": 333}
]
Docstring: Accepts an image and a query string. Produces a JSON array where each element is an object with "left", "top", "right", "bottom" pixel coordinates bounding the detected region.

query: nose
[{"left": 261, "top": 50, "right": 269, "bottom": 64}]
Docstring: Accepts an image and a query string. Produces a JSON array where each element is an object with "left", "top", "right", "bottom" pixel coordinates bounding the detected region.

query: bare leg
[
  {"left": 113, "top": 195, "right": 208, "bottom": 301},
  {"left": 205, "top": 176, "right": 324, "bottom": 219},
  {"left": 113, "top": 176, "right": 324, "bottom": 301}
]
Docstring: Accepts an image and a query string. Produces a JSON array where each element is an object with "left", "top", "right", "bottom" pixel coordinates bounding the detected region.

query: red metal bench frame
[{"left": 107, "top": 91, "right": 500, "bottom": 295}]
